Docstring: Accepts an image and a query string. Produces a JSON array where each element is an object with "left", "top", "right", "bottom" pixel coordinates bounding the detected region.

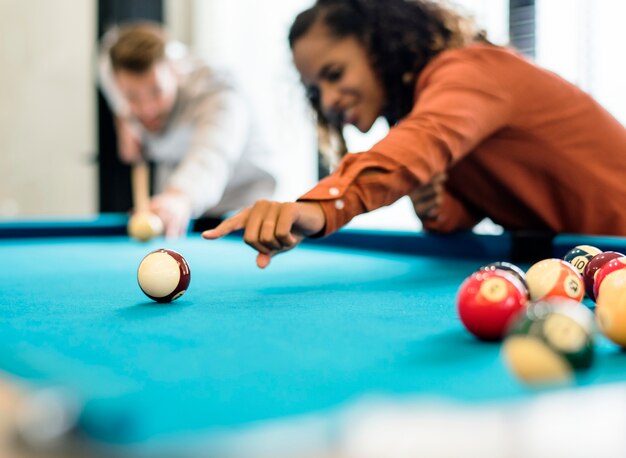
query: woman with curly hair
[{"left": 203, "top": 0, "right": 626, "bottom": 268}]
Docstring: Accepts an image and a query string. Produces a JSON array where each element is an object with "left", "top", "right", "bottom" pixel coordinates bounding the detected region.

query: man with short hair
[{"left": 99, "top": 22, "right": 276, "bottom": 237}]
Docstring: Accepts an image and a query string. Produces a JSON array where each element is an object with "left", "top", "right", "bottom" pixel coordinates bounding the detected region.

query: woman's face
[{"left": 292, "top": 21, "right": 385, "bottom": 133}]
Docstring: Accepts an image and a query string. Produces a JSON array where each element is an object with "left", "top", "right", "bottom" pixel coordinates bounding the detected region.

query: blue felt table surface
[{"left": 1, "top": 235, "right": 626, "bottom": 447}]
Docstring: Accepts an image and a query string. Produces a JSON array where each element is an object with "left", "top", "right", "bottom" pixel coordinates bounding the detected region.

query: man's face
[{"left": 115, "top": 61, "right": 177, "bottom": 132}]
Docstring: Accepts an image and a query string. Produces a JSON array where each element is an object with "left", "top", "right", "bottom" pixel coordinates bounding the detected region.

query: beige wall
[{"left": 0, "top": 0, "right": 97, "bottom": 218}]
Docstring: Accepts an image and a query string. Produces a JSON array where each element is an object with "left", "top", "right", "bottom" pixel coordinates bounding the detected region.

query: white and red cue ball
[
  {"left": 457, "top": 269, "right": 528, "bottom": 341},
  {"left": 128, "top": 212, "right": 164, "bottom": 243},
  {"left": 525, "top": 259, "right": 584, "bottom": 302},
  {"left": 137, "top": 249, "right": 191, "bottom": 303}
]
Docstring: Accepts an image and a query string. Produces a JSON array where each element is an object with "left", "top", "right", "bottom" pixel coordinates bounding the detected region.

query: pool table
[{"left": 2, "top": 215, "right": 626, "bottom": 458}]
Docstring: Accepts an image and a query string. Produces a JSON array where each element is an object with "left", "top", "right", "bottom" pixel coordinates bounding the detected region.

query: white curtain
[
  {"left": 536, "top": 0, "right": 626, "bottom": 124},
  {"left": 187, "top": 0, "right": 318, "bottom": 201}
]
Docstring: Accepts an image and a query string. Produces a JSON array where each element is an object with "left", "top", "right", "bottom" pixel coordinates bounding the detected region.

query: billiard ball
[
  {"left": 596, "top": 269, "right": 626, "bottom": 347},
  {"left": 563, "top": 245, "right": 602, "bottom": 276},
  {"left": 128, "top": 212, "right": 164, "bottom": 242},
  {"left": 502, "top": 298, "right": 594, "bottom": 385},
  {"left": 525, "top": 258, "right": 584, "bottom": 302},
  {"left": 457, "top": 269, "right": 528, "bottom": 341},
  {"left": 593, "top": 256, "right": 626, "bottom": 301},
  {"left": 583, "top": 251, "right": 626, "bottom": 302},
  {"left": 480, "top": 261, "right": 528, "bottom": 293},
  {"left": 137, "top": 249, "right": 191, "bottom": 303}
]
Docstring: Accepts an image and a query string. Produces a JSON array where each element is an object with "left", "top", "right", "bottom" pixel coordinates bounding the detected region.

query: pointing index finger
[{"left": 202, "top": 209, "right": 250, "bottom": 240}]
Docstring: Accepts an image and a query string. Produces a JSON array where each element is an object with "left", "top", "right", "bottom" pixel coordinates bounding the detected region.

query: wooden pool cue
[{"left": 131, "top": 160, "right": 151, "bottom": 215}]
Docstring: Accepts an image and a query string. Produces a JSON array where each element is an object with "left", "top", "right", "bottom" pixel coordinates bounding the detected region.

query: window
[{"left": 536, "top": 0, "right": 626, "bottom": 124}]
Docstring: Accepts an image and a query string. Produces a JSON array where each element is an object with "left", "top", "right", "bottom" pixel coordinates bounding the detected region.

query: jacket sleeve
[
  {"left": 421, "top": 190, "right": 482, "bottom": 233},
  {"left": 299, "top": 51, "right": 513, "bottom": 236},
  {"left": 167, "top": 88, "right": 251, "bottom": 216}
]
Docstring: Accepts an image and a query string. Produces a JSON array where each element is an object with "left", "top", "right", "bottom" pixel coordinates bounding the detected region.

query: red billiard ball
[
  {"left": 137, "top": 249, "right": 191, "bottom": 303},
  {"left": 526, "top": 259, "right": 584, "bottom": 302},
  {"left": 593, "top": 256, "right": 626, "bottom": 301},
  {"left": 583, "top": 251, "right": 626, "bottom": 302},
  {"left": 480, "top": 261, "right": 529, "bottom": 295},
  {"left": 457, "top": 269, "right": 528, "bottom": 341}
]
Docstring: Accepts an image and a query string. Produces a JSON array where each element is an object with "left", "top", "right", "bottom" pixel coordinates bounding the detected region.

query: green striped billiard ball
[{"left": 502, "top": 298, "right": 594, "bottom": 385}]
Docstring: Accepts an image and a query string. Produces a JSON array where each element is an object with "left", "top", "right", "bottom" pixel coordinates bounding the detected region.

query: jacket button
[{"left": 329, "top": 187, "right": 340, "bottom": 196}]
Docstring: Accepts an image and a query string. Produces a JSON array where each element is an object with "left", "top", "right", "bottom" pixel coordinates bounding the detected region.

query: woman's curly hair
[{"left": 288, "top": 0, "right": 488, "bottom": 168}]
